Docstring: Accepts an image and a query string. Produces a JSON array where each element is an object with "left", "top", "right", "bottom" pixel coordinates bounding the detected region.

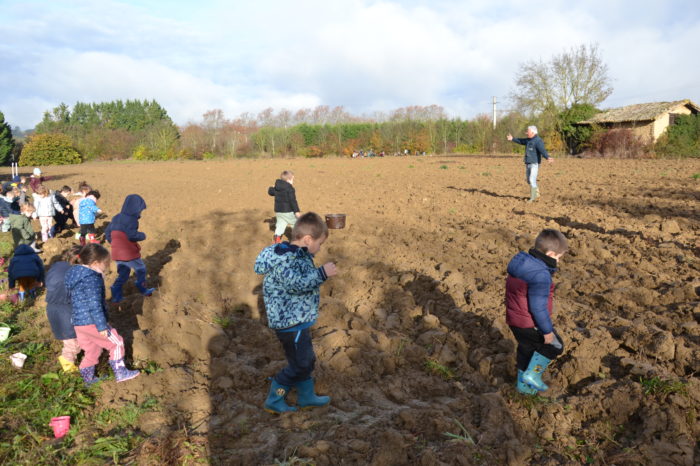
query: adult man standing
[{"left": 507, "top": 126, "right": 553, "bottom": 202}]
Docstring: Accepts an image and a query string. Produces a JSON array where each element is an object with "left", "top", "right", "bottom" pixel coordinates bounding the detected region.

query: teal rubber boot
[
  {"left": 516, "top": 369, "right": 538, "bottom": 395},
  {"left": 295, "top": 378, "right": 330, "bottom": 409},
  {"left": 522, "top": 352, "right": 552, "bottom": 391},
  {"left": 264, "top": 380, "right": 297, "bottom": 414}
]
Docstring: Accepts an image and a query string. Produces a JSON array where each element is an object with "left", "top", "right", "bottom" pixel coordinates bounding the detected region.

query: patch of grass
[
  {"left": 424, "top": 358, "right": 454, "bottom": 380},
  {"left": 514, "top": 393, "right": 552, "bottom": 410},
  {"left": 213, "top": 316, "right": 232, "bottom": 328},
  {"left": 692, "top": 173, "right": 700, "bottom": 179},
  {"left": 274, "top": 451, "right": 314, "bottom": 466},
  {"left": 443, "top": 418, "right": 475, "bottom": 444},
  {"left": 408, "top": 164, "right": 414, "bottom": 168},
  {"left": 480, "top": 172, "right": 491, "bottom": 176},
  {"left": 459, "top": 166, "right": 466, "bottom": 169},
  {"left": 95, "top": 397, "right": 158, "bottom": 431},
  {"left": 439, "top": 165, "right": 448, "bottom": 169},
  {"left": 0, "top": 297, "right": 160, "bottom": 464},
  {"left": 137, "top": 360, "right": 163, "bottom": 375},
  {"left": 639, "top": 376, "right": 688, "bottom": 396}
]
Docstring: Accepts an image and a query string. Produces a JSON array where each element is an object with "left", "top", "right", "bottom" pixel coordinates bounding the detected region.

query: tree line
[{"left": 2, "top": 43, "right": 697, "bottom": 164}]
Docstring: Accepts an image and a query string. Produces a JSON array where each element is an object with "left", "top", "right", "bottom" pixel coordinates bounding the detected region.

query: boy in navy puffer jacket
[
  {"left": 254, "top": 212, "right": 337, "bottom": 413},
  {"left": 104, "top": 194, "right": 154, "bottom": 303},
  {"left": 505, "top": 229, "right": 567, "bottom": 394},
  {"left": 8, "top": 244, "right": 45, "bottom": 301}
]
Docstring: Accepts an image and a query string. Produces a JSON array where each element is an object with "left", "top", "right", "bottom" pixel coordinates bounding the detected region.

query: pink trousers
[{"left": 74, "top": 325, "right": 125, "bottom": 368}]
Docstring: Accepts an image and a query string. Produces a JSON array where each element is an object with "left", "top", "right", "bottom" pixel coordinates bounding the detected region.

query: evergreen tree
[{"left": 0, "top": 111, "right": 15, "bottom": 165}]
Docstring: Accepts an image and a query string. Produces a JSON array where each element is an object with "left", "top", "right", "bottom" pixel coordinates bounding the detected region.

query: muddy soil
[{"left": 26, "top": 156, "right": 700, "bottom": 465}]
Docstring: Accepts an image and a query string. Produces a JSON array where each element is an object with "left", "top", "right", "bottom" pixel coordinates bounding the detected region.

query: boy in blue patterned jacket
[
  {"left": 254, "top": 212, "right": 338, "bottom": 413},
  {"left": 78, "top": 190, "right": 102, "bottom": 245}
]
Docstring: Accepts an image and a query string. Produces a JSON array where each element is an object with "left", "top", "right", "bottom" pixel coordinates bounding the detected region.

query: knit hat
[{"left": 33, "top": 167, "right": 41, "bottom": 176}]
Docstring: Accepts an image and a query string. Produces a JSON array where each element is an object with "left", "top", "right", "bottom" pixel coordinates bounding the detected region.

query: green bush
[
  {"left": 19, "top": 133, "right": 81, "bottom": 166},
  {"left": 557, "top": 103, "right": 600, "bottom": 154},
  {"left": 655, "top": 114, "right": 700, "bottom": 158}
]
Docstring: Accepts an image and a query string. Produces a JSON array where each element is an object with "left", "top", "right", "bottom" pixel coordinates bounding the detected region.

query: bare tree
[{"left": 510, "top": 43, "right": 613, "bottom": 115}]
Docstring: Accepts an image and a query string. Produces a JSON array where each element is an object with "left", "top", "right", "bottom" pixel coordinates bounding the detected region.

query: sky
[{"left": 1, "top": 0, "right": 700, "bottom": 129}]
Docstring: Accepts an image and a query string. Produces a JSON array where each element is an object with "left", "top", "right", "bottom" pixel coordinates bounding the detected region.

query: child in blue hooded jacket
[
  {"left": 254, "top": 212, "right": 337, "bottom": 413},
  {"left": 104, "top": 194, "right": 155, "bottom": 302}
]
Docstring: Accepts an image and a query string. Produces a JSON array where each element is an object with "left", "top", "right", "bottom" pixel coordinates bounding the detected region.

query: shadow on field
[
  {"left": 109, "top": 238, "right": 181, "bottom": 362},
  {"left": 447, "top": 185, "right": 524, "bottom": 200}
]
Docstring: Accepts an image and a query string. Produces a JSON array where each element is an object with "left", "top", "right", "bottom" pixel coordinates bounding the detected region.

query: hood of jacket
[
  {"left": 65, "top": 265, "right": 99, "bottom": 290},
  {"left": 273, "top": 179, "right": 292, "bottom": 193},
  {"left": 254, "top": 242, "right": 309, "bottom": 275},
  {"left": 120, "top": 194, "right": 146, "bottom": 218}
]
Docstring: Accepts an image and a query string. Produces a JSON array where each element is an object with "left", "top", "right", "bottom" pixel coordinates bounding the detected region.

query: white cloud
[{"left": 0, "top": 0, "right": 699, "bottom": 129}]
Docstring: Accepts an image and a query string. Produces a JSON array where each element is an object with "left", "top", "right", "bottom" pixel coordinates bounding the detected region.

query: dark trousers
[
  {"left": 510, "top": 326, "right": 565, "bottom": 371},
  {"left": 274, "top": 327, "right": 316, "bottom": 387},
  {"left": 80, "top": 223, "right": 95, "bottom": 238}
]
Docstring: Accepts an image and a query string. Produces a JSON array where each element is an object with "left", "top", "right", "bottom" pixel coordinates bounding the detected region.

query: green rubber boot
[{"left": 527, "top": 186, "right": 538, "bottom": 202}]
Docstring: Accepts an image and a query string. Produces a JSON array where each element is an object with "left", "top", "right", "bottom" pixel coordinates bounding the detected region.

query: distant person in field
[
  {"left": 78, "top": 190, "right": 102, "bottom": 246},
  {"left": 254, "top": 212, "right": 337, "bottom": 414},
  {"left": 0, "top": 187, "right": 13, "bottom": 233},
  {"left": 45, "top": 248, "right": 82, "bottom": 373},
  {"left": 9, "top": 203, "right": 40, "bottom": 252},
  {"left": 66, "top": 244, "right": 140, "bottom": 385},
  {"left": 8, "top": 244, "right": 44, "bottom": 302},
  {"left": 104, "top": 194, "right": 155, "bottom": 303},
  {"left": 71, "top": 181, "right": 92, "bottom": 227},
  {"left": 267, "top": 170, "right": 301, "bottom": 244},
  {"left": 505, "top": 229, "right": 568, "bottom": 394},
  {"left": 507, "top": 126, "right": 553, "bottom": 202},
  {"left": 29, "top": 167, "right": 50, "bottom": 192},
  {"left": 52, "top": 185, "right": 74, "bottom": 235}
]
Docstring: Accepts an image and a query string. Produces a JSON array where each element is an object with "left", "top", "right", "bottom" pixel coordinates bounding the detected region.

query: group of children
[
  {"left": 5, "top": 164, "right": 569, "bottom": 403},
  {"left": 256, "top": 171, "right": 569, "bottom": 413},
  {"left": 4, "top": 169, "right": 153, "bottom": 385}
]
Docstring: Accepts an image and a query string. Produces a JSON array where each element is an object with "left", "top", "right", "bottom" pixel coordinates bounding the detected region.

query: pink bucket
[{"left": 49, "top": 416, "right": 71, "bottom": 438}]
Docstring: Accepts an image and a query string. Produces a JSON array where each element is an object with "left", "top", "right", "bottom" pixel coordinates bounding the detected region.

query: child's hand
[
  {"left": 543, "top": 332, "right": 554, "bottom": 344},
  {"left": 323, "top": 262, "right": 338, "bottom": 277},
  {"left": 295, "top": 212, "right": 301, "bottom": 218},
  {"left": 99, "top": 329, "right": 109, "bottom": 338}
]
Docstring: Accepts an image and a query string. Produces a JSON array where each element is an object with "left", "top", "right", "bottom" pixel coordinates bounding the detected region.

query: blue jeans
[
  {"left": 526, "top": 163, "right": 539, "bottom": 188},
  {"left": 112, "top": 258, "right": 149, "bottom": 293},
  {"left": 274, "top": 327, "right": 316, "bottom": 386}
]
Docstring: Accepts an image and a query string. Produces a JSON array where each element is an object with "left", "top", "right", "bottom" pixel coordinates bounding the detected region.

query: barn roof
[{"left": 580, "top": 99, "right": 700, "bottom": 124}]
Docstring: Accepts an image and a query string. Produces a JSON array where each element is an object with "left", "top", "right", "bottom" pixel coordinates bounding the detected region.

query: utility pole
[{"left": 492, "top": 96, "right": 497, "bottom": 129}]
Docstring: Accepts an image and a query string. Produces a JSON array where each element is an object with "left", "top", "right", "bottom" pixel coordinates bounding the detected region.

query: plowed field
[{"left": 32, "top": 156, "right": 700, "bottom": 465}]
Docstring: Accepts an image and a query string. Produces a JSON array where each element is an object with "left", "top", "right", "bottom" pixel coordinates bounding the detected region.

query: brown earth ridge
[{"left": 29, "top": 156, "right": 700, "bottom": 465}]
